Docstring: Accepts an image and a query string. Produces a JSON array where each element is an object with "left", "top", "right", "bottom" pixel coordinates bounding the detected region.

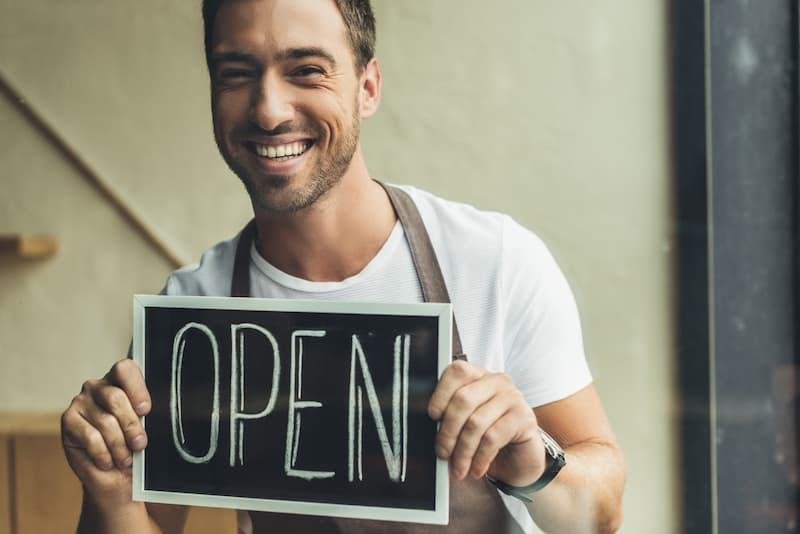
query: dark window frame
[{"left": 673, "top": 2, "right": 799, "bottom": 532}]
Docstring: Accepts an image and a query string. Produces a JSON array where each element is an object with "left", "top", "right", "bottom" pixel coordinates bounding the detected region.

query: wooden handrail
[{"left": 0, "top": 71, "right": 188, "bottom": 268}]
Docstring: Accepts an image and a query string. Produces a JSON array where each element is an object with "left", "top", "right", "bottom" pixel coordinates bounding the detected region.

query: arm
[
  {"left": 428, "top": 361, "right": 625, "bottom": 533},
  {"left": 61, "top": 359, "right": 189, "bottom": 533},
  {"left": 527, "top": 384, "right": 625, "bottom": 533}
]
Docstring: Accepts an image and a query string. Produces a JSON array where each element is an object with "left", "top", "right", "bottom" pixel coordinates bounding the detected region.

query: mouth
[{"left": 246, "top": 140, "right": 314, "bottom": 161}]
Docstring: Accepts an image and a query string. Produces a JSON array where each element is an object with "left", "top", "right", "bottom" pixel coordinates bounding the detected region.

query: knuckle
[
  {"left": 495, "top": 372, "right": 514, "bottom": 387},
  {"left": 449, "top": 360, "right": 471, "bottom": 378},
  {"left": 452, "top": 388, "right": 472, "bottom": 409},
  {"left": 464, "top": 413, "right": 486, "bottom": 433},
  {"left": 104, "top": 387, "right": 128, "bottom": 411},
  {"left": 489, "top": 372, "right": 515, "bottom": 393},
  {"left": 481, "top": 427, "right": 503, "bottom": 450},
  {"left": 60, "top": 409, "right": 77, "bottom": 431},
  {"left": 113, "top": 358, "right": 139, "bottom": 379},
  {"left": 510, "top": 397, "right": 533, "bottom": 419},
  {"left": 85, "top": 428, "right": 107, "bottom": 452},
  {"left": 60, "top": 414, "right": 78, "bottom": 443},
  {"left": 81, "top": 379, "right": 99, "bottom": 394},
  {"left": 95, "top": 413, "right": 119, "bottom": 433},
  {"left": 110, "top": 359, "right": 130, "bottom": 377},
  {"left": 69, "top": 393, "right": 84, "bottom": 408},
  {"left": 500, "top": 388, "right": 525, "bottom": 408},
  {"left": 437, "top": 428, "right": 457, "bottom": 448}
]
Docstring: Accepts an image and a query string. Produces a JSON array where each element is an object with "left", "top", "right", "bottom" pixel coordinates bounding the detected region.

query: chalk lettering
[
  {"left": 170, "top": 322, "right": 220, "bottom": 464},
  {"left": 348, "top": 334, "right": 410, "bottom": 482},
  {"left": 285, "top": 330, "right": 335, "bottom": 480},
  {"left": 229, "top": 323, "right": 281, "bottom": 466}
]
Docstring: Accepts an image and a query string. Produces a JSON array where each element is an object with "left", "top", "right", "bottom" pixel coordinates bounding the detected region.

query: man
[{"left": 60, "top": 0, "right": 625, "bottom": 532}]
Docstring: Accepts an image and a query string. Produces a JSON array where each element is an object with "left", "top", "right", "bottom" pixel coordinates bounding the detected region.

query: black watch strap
[{"left": 488, "top": 429, "right": 566, "bottom": 503}]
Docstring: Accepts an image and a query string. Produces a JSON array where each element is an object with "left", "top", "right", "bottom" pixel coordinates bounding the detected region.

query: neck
[{"left": 251, "top": 152, "right": 396, "bottom": 282}]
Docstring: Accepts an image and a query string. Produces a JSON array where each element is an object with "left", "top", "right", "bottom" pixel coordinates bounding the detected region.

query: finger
[
  {"left": 106, "top": 359, "right": 151, "bottom": 416},
  {"left": 80, "top": 401, "right": 135, "bottom": 469},
  {"left": 448, "top": 391, "right": 515, "bottom": 479},
  {"left": 428, "top": 360, "right": 485, "bottom": 421},
  {"left": 470, "top": 404, "right": 534, "bottom": 479},
  {"left": 63, "top": 445, "right": 104, "bottom": 484},
  {"left": 61, "top": 406, "right": 115, "bottom": 471},
  {"left": 61, "top": 440, "right": 133, "bottom": 504},
  {"left": 89, "top": 381, "right": 148, "bottom": 453},
  {"left": 435, "top": 373, "right": 508, "bottom": 459}
]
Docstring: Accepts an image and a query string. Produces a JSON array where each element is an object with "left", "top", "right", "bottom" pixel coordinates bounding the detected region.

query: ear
[{"left": 358, "top": 57, "right": 381, "bottom": 119}]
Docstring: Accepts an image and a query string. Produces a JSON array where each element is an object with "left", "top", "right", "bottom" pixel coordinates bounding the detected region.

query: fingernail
[
  {"left": 101, "top": 461, "right": 114, "bottom": 471},
  {"left": 131, "top": 434, "right": 148, "bottom": 450},
  {"left": 435, "top": 445, "right": 448, "bottom": 459},
  {"left": 122, "top": 456, "right": 133, "bottom": 468},
  {"left": 136, "top": 401, "right": 151, "bottom": 414}
]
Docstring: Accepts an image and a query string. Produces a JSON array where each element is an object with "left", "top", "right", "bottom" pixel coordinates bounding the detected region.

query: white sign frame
[{"left": 132, "top": 294, "right": 451, "bottom": 525}]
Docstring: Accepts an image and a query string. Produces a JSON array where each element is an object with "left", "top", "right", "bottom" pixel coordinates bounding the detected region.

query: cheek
[
  {"left": 315, "top": 99, "right": 357, "bottom": 142},
  {"left": 212, "top": 91, "right": 249, "bottom": 135}
]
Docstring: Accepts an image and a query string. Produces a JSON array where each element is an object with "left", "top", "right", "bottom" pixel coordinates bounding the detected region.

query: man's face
[{"left": 209, "top": 0, "right": 363, "bottom": 213}]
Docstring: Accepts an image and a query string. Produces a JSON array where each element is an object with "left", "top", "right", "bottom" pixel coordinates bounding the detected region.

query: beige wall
[{"left": 0, "top": 1, "right": 675, "bottom": 532}]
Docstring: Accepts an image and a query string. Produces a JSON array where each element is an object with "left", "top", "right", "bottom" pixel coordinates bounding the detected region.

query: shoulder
[
  {"left": 393, "top": 184, "right": 552, "bottom": 271},
  {"left": 164, "top": 230, "right": 243, "bottom": 297},
  {"left": 394, "top": 184, "right": 508, "bottom": 250},
  {"left": 395, "top": 184, "right": 507, "bottom": 232}
]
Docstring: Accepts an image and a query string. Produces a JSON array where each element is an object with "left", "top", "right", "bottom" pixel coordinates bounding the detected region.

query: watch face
[{"left": 539, "top": 429, "right": 566, "bottom": 464}]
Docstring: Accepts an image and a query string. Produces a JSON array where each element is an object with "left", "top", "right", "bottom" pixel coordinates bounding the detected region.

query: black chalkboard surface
[{"left": 132, "top": 295, "right": 451, "bottom": 524}]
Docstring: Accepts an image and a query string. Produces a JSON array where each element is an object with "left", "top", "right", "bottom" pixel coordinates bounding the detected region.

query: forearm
[
  {"left": 77, "top": 489, "right": 163, "bottom": 534},
  {"left": 526, "top": 440, "right": 625, "bottom": 534}
]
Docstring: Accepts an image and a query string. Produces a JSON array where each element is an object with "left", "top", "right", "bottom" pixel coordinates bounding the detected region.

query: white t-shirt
[{"left": 164, "top": 185, "right": 592, "bottom": 531}]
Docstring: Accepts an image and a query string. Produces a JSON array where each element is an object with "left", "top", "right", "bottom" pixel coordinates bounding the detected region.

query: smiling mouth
[{"left": 247, "top": 140, "right": 313, "bottom": 161}]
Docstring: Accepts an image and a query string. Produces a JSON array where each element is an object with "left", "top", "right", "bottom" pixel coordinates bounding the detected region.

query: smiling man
[{"left": 60, "top": 1, "right": 625, "bottom": 533}]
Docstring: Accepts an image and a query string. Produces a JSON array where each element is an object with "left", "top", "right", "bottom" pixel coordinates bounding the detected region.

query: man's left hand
[{"left": 427, "top": 360, "right": 546, "bottom": 486}]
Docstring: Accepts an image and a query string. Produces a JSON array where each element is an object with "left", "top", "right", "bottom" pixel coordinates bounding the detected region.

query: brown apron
[{"left": 230, "top": 184, "right": 525, "bottom": 534}]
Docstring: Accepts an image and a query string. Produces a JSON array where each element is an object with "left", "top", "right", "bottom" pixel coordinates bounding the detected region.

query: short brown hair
[{"left": 202, "top": 0, "right": 376, "bottom": 72}]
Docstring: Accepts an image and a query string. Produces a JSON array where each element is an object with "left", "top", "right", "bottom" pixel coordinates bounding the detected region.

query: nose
[{"left": 250, "top": 72, "right": 294, "bottom": 131}]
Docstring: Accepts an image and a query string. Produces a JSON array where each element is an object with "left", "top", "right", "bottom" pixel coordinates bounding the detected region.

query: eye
[
  {"left": 292, "top": 66, "right": 325, "bottom": 78},
  {"left": 218, "top": 68, "right": 257, "bottom": 80}
]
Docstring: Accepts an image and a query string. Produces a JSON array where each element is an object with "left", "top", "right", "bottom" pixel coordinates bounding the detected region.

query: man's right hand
[{"left": 61, "top": 358, "right": 151, "bottom": 505}]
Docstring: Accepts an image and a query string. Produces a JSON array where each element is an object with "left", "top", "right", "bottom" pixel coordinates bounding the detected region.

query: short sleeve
[{"left": 500, "top": 217, "right": 592, "bottom": 407}]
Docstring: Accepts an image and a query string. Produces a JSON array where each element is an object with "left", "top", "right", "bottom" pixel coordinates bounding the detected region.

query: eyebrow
[
  {"left": 210, "top": 51, "right": 259, "bottom": 68},
  {"left": 275, "top": 47, "right": 338, "bottom": 69},
  {"left": 210, "top": 47, "right": 338, "bottom": 69}
]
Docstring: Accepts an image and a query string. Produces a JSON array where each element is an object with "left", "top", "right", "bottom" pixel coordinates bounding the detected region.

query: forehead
[{"left": 212, "top": 0, "right": 351, "bottom": 62}]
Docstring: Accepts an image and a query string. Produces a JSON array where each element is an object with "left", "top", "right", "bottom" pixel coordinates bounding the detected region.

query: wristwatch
[{"left": 487, "top": 428, "right": 566, "bottom": 503}]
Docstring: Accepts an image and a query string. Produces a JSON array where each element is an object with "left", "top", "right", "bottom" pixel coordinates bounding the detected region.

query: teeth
[{"left": 254, "top": 141, "right": 308, "bottom": 160}]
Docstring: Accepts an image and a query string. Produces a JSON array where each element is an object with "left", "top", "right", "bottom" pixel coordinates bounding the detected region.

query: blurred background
[{"left": 0, "top": 1, "right": 796, "bottom": 533}]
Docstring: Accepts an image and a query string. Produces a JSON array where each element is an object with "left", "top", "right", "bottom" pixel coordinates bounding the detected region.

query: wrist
[
  {"left": 488, "top": 428, "right": 566, "bottom": 502},
  {"left": 81, "top": 489, "right": 152, "bottom": 534}
]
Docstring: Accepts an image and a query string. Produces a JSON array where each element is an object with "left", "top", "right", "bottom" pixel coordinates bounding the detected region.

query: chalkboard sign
[{"left": 132, "top": 295, "right": 451, "bottom": 525}]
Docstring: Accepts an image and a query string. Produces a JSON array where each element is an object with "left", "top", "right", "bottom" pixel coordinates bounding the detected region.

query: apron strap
[
  {"left": 379, "top": 184, "right": 466, "bottom": 361},
  {"left": 229, "top": 183, "right": 466, "bottom": 360},
  {"left": 231, "top": 219, "right": 256, "bottom": 298}
]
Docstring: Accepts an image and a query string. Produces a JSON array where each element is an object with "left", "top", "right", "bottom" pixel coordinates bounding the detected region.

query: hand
[
  {"left": 427, "top": 360, "right": 546, "bottom": 486},
  {"left": 61, "top": 359, "right": 151, "bottom": 505}
]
